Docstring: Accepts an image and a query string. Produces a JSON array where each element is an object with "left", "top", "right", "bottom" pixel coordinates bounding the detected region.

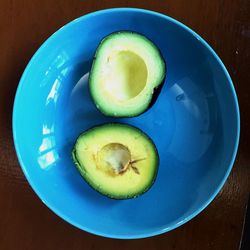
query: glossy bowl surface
[{"left": 13, "top": 8, "right": 240, "bottom": 239}]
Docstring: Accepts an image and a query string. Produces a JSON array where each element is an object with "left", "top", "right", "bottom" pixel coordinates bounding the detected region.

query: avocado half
[
  {"left": 72, "top": 123, "right": 159, "bottom": 199},
  {"left": 89, "top": 32, "right": 166, "bottom": 117}
]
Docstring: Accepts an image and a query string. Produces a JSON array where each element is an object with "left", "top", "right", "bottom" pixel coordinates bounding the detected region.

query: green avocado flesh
[
  {"left": 89, "top": 32, "right": 166, "bottom": 117},
  {"left": 72, "top": 124, "right": 159, "bottom": 199}
]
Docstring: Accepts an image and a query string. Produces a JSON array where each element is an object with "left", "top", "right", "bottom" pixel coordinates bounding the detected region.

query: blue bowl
[{"left": 13, "top": 8, "right": 240, "bottom": 239}]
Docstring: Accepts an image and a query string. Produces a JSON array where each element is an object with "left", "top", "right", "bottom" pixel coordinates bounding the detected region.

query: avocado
[
  {"left": 72, "top": 123, "right": 159, "bottom": 199},
  {"left": 89, "top": 32, "right": 166, "bottom": 117}
]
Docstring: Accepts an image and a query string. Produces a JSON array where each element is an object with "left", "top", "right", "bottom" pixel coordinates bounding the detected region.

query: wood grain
[{"left": 0, "top": 1, "right": 249, "bottom": 249}]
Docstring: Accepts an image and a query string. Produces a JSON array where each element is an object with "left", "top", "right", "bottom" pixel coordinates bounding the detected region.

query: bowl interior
[{"left": 13, "top": 9, "right": 239, "bottom": 238}]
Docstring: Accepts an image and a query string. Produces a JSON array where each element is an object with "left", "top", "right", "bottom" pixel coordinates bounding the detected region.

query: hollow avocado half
[
  {"left": 72, "top": 123, "right": 159, "bottom": 199},
  {"left": 89, "top": 32, "right": 166, "bottom": 117}
]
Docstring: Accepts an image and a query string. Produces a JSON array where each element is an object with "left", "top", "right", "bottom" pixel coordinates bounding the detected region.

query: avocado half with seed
[
  {"left": 89, "top": 31, "right": 166, "bottom": 117},
  {"left": 72, "top": 123, "right": 159, "bottom": 199}
]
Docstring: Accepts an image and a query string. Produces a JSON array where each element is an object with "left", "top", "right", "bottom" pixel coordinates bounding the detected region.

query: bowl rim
[{"left": 12, "top": 7, "right": 240, "bottom": 239}]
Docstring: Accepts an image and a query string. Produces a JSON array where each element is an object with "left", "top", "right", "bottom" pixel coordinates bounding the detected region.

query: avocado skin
[
  {"left": 89, "top": 31, "right": 166, "bottom": 118},
  {"left": 71, "top": 123, "right": 159, "bottom": 200}
]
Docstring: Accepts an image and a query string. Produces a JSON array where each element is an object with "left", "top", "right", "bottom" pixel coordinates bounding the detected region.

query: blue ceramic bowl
[{"left": 13, "top": 8, "right": 240, "bottom": 239}]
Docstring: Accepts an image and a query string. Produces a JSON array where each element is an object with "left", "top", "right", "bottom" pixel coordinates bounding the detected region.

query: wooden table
[{"left": 0, "top": 1, "right": 249, "bottom": 249}]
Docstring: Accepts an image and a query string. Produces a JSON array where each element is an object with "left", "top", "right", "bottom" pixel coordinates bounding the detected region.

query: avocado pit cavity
[{"left": 104, "top": 51, "right": 148, "bottom": 101}]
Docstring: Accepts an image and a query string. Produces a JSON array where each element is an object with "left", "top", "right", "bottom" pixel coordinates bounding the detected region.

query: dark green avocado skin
[
  {"left": 71, "top": 123, "right": 159, "bottom": 200},
  {"left": 89, "top": 31, "right": 167, "bottom": 118}
]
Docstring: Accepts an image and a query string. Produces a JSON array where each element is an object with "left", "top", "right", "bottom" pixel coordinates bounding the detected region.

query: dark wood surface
[{"left": 0, "top": 1, "right": 249, "bottom": 249}]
